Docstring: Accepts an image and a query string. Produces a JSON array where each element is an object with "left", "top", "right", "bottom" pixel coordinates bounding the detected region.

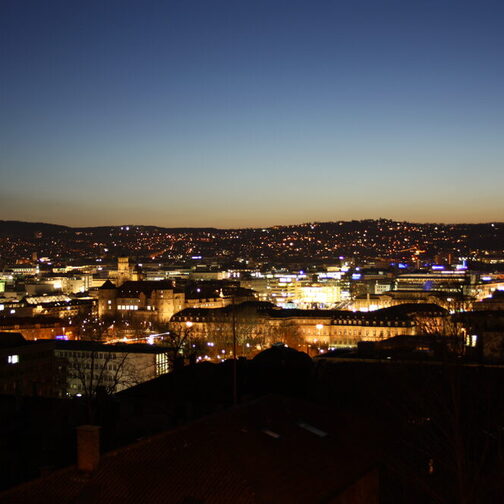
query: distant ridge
[
  {"left": 1, "top": 219, "right": 503, "bottom": 235},
  {"left": 1, "top": 220, "right": 502, "bottom": 263}
]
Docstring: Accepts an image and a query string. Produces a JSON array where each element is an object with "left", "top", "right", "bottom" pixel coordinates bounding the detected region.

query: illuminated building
[
  {"left": 350, "top": 291, "right": 474, "bottom": 313},
  {"left": 0, "top": 335, "right": 171, "bottom": 397},
  {"left": 294, "top": 282, "right": 342, "bottom": 308},
  {"left": 395, "top": 271, "right": 476, "bottom": 294},
  {"left": 241, "top": 275, "right": 346, "bottom": 308},
  {"left": 112, "top": 257, "right": 144, "bottom": 286},
  {"left": 474, "top": 290, "right": 504, "bottom": 311},
  {"left": 170, "top": 302, "right": 447, "bottom": 355},
  {"left": 96, "top": 280, "right": 184, "bottom": 322},
  {"left": 95, "top": 279, "right": 254, "bottom": 323},
  {"left": 0, "top": 316, "right": 75, "bottom": 341}
]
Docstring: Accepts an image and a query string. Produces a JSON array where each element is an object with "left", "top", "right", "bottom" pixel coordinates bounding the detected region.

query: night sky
[{"left": 1, "top": 0, "right": 503, "bottom": 227}]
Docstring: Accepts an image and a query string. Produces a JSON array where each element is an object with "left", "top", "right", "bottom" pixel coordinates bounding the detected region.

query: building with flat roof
[{"left": 0, "top": 336, "right": 171, "bottom": 398}]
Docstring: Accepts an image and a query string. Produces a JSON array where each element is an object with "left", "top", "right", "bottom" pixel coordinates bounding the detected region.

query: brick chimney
[{"left": 76, "top": 425, "right": 101, "bottom": 473}]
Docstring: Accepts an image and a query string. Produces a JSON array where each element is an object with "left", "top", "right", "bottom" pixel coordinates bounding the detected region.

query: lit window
[{"left": 8, "top": 355, "right": 19, "bottom": 364}]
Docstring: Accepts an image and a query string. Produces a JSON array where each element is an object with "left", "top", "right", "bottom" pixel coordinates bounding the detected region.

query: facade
[
  {"left": 0, "top": 296, "right": 95, "bottom": 327},
  {"left": 55, "top": 341, "right": 171, "bottom": 396},
  {"left": 0, "top": 336, "right": 171, "bottom": 398},
  {"left": 457, "top": 310, "right": 504, "bottom": 361},
  {"left": 95, "top": 280, "right": 185, "bottom": 323},
  {"left": 395, "top": 271, "right": 476, "bottom": 294},
  {"left": 241, "top": 276, "right": 346, "bottom": 308},
  {"left": 473, "top": 290, "right": 504, "bottom": 311},
  {"left": 0, "top": 316, "right": 75, "bottom": 340},
  {"left": 95, "top": 279, "right": 256, "bottom": 324},
  {"left": 112, "top": 256, "right": 143, "bottom": 286},
  {"left": 170, "top": 302, "right": 447, "bottom": 354},
  {"left": 350, "top": 290, "right": 474, "bottom": 312},
  {"left": 24, "top": 294, "right": 95, "bottom": 318}
]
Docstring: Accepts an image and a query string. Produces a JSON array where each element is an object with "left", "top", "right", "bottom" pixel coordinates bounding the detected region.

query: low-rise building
[
  {"left": 0, "top": 335, "right": 171, "bottom": 397},
  {"left": 170, "top": 302, "right": 447, "bottom": 355}
]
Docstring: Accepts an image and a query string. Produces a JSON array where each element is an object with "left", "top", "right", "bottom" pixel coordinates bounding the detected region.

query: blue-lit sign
[
  {"left": 398, "top": 263, "right": 408, "bottom": 269},
  {"left": 352, "top": 273, "right": 362, "bottom": 280}
]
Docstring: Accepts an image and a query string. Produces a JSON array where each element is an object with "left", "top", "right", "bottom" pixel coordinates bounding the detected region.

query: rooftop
[{"left": 0, "top": 395, "right": 382, "bottom": 504}]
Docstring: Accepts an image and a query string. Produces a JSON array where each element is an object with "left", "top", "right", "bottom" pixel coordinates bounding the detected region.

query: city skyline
[{"left": 2, "top": 0, "right": 504, "bottom": 227}]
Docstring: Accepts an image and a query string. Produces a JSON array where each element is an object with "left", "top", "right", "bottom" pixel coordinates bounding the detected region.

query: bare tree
[
  {"left": 162, "top": 320, "right": 203, "bottom": 366},
  {"left": 413, "top": 303, "right": 467, "bottom": 356},
  {"left": 65, "top": 348, "right": 145, "bottom": 398},
  {"left": 268, "top": 320, "right": 304, "bottom": 351}
]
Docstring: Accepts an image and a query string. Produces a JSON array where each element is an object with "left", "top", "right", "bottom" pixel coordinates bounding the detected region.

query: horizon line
[{"left": 2, "top": 218, "right": 502, "bottom": 231}]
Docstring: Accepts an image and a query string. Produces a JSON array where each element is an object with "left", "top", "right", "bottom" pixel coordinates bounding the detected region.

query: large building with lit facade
[
  {"left": 241, "top": 275, "right": 347, "bottom": 308},
  {"left": 170, "top": 302, "right": 447, "bottom": 354},
  {"left": 95, "top": 279, "right": 256, "bottom": 324},
  {"left": 96, "top": 280, "right": 185, "bottom": 323}
]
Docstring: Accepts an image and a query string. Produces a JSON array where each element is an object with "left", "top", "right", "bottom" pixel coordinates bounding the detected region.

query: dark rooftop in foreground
[
  {"left": 0, "top": 395, "right": 382, "bottom": 504},
  {"left": 0, "top": 332, "right": 29, "bottom": 348}
]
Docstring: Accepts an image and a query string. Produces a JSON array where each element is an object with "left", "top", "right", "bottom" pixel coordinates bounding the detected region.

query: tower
[{"left": 117, "top": 257, "right": 132, "bottom": 286}]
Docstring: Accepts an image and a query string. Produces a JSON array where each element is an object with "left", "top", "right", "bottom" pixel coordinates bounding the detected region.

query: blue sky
[{"left": 1, "top": 0, "right": 503, "bottom": 227}]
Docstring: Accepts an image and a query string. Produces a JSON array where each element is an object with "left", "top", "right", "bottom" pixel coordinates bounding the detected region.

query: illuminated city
[{"left": 1, "top": 1, "right": 504, "bottom": 502}]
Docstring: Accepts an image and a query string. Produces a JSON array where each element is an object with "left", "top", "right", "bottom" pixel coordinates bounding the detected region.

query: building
[
  {"left": 350, "top": 290, "right": 474, "bottom": 313},
  {"left": 0, "top": 336, "right": 171, "bottom": 398},
  {"left": 111, "top": 257, "right": 143, "bottom": 286},
  {"left": 473, "top": 290, "right": 504, "bottom": 311},
  {"left": 95, "top": 279, "right": 256, "bottom": 324},
  {"left": 395, "top": 271, "right": 477, "bottom": 295},
  {"left": 456, "top": 310, "right": 504, "bottom": 361},
  {"left": 170, "top": 302, "right": 447, "bottom": 356},
  {"left": 23, "top": 294, "right": 95, "bottom": 319},
  {"left": 0, "top": 316, "right": 75, "bottom": 341},
  {"left": 241, "top": 275, "right": 346, "bottom": 308},
  {"left": 95, "top": 280, "right": 185, "bottom": 323}
]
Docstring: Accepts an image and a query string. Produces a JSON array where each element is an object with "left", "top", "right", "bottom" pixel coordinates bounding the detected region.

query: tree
[
  {"left": 382, "top": 360, "right": 504, "bottom": 503},
  {"left": 65, "top": 347, "right": 143, "bottom": 398},
  {"left": 268, "top": 320, "right": 304, "bottom": 351},
  {"left": 59, "top": 314, "right": 154, "bottom": 423},
  {"left": 413, "top": 302, "right": 467, "bottom": 356}
]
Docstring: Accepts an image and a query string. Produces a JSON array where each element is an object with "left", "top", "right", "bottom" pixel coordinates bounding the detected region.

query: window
[{"left": 8, "top": 355, "right": 19, "bottom": 364}]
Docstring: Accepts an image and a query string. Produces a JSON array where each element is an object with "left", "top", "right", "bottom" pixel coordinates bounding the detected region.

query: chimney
[{"left": 76, "top": 425, "right": 101, "bottom": 473}]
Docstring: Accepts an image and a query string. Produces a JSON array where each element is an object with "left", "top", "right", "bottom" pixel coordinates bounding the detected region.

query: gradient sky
[{"left": 1, "top": 0, "right": 503, "bottom": 227}]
